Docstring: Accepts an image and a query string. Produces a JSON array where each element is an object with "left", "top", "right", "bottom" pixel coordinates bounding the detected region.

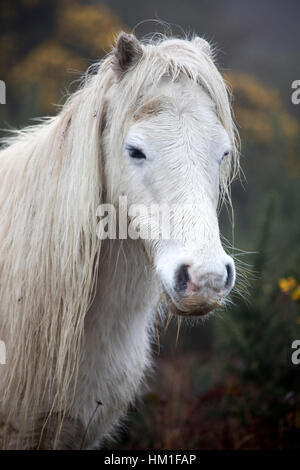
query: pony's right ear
[
  {"left": 113, "top": 32, "right": 143, "bottom": 76},
  {"left": 192, "top": 36, "right": 213, "bottom": 58}
]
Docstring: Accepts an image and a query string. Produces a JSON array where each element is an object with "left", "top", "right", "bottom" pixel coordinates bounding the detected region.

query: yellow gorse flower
[
  {"left": 291, "top": 286, "right": 300, "bottom": 301},
  {"left": 279, "top": 277, "right": 297, "bottom": 293},
  {"left": 279, "top": 277, "right": 300, "bottom": 303}
]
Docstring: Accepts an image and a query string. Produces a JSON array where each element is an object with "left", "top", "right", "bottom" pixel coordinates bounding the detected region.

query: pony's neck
[
  {"left": 78, "top": 237, "right": 158, "bottom": 416},
  {"left": 85, "top": 237, "right": 158, "bottom": 347},
  {"left": 55, "top": 237, "right": 158, "bottom": 448}
]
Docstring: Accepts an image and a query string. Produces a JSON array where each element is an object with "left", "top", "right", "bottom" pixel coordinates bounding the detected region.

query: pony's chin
[{"left": 167, "top": 297, "right": 220, "bottom": 318}]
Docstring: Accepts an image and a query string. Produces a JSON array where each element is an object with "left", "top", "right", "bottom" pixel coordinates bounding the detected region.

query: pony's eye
[
  {"left": 127, "top": 146, "right": 146, "bottom": 160},
  {"left": 221, "top": 150, "right": 230, "bottom": 162}
]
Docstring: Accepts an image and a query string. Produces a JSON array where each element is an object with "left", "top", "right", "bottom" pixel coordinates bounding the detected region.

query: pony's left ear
[
  {"left": 192, "top": 36, "right": 213, "bottom": 58},
  {"left": 113, "top": 32, "right": 143, "bottom": 76}
]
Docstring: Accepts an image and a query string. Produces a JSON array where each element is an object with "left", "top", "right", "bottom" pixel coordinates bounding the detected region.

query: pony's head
[{"left": 103, "top": 33, "right": 239, "bottom": 317}]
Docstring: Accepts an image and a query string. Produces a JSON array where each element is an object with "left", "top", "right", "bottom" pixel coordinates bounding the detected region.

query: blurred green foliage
[{"left": 0, "top": 0, "right": 125, "bottom": 123}]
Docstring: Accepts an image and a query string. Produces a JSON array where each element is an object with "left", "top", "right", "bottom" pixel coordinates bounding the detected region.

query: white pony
[{"left": 0, "top": 32, "right": 239, "bottom": 449}]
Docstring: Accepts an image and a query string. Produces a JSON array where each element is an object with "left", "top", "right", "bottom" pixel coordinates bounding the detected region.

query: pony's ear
[
  {"left": 113, "top": 32, "right": 143, "bottom": 76},
  {"left": 192, "top": 36, "right": 213, "bottom": 58}
]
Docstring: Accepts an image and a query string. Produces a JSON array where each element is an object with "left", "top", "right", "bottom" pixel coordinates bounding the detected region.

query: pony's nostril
[
  {"left": 225, "top": 263, "right": 233, "bottom": 289},
  {"left": 176, "top": 264, "right": 190, "bottom": 292}
]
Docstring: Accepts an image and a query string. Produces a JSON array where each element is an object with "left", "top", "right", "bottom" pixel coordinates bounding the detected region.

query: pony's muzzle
[
  {"left": 175, "top": 259, "right": 235, "bottom": 294},
  {"left": 170, "top": 257, "right": 235, "bottom": 316}
]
